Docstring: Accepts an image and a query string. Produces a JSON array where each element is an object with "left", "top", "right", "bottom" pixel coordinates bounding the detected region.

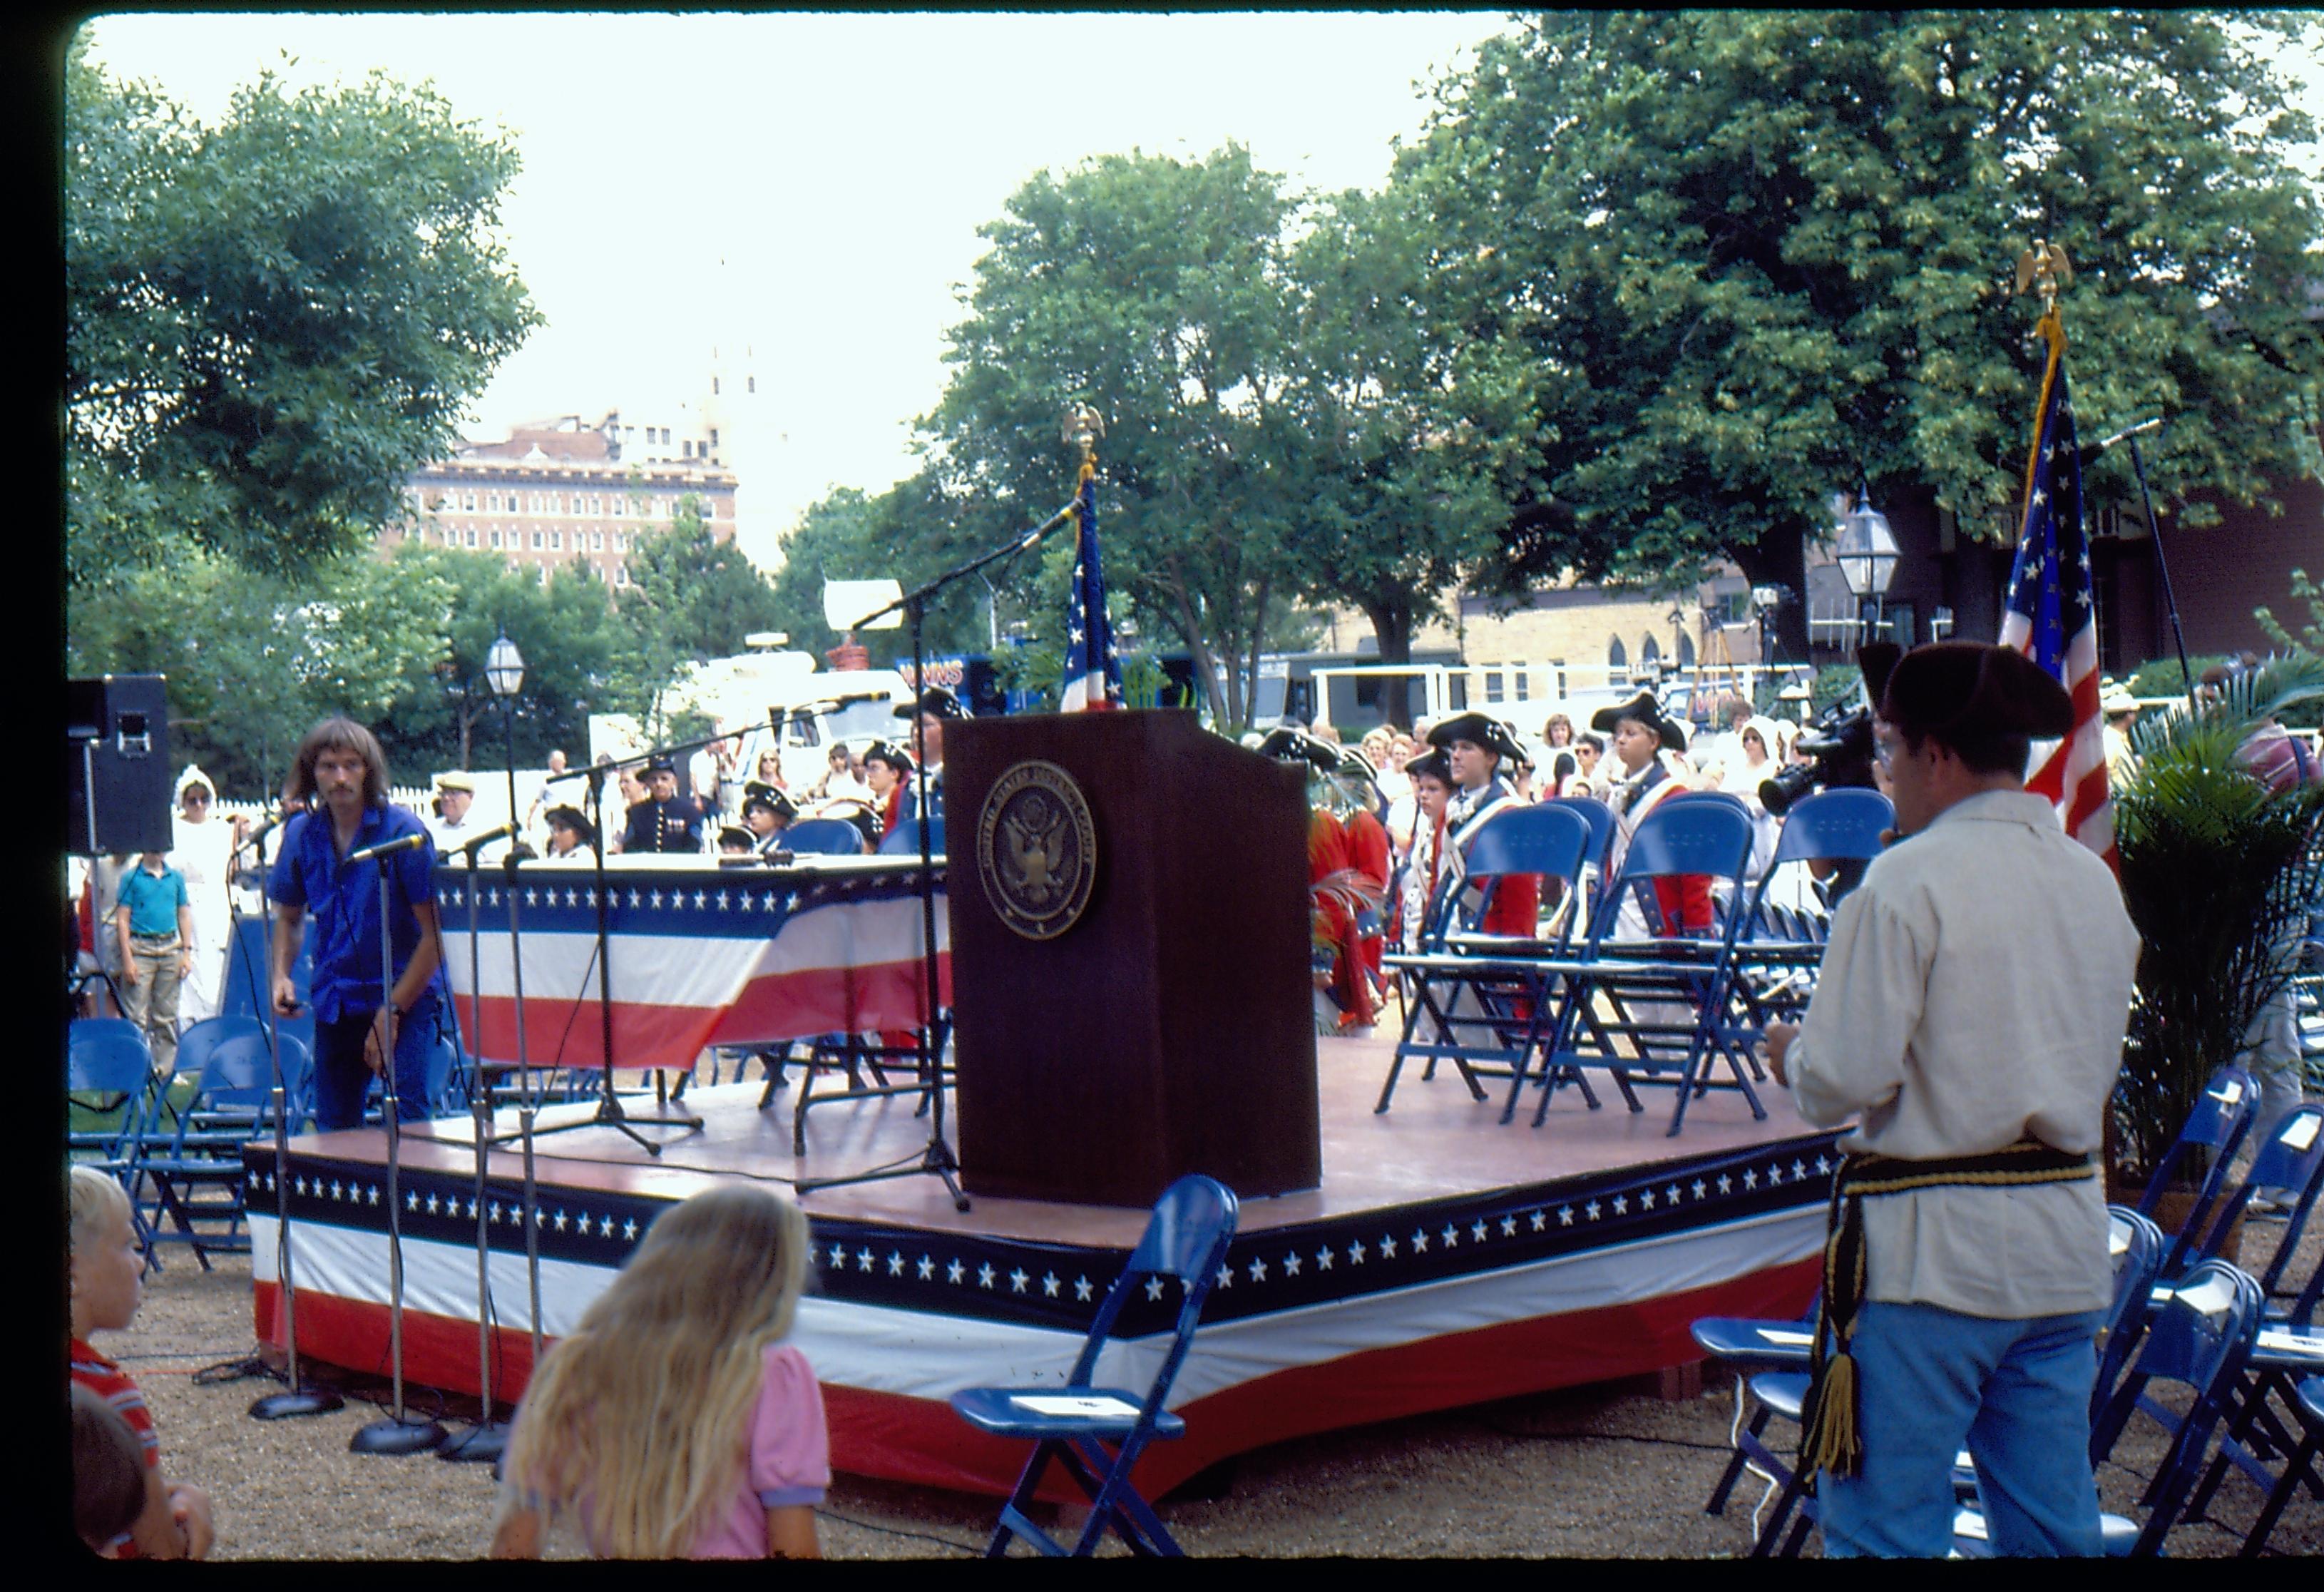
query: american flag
[
  {"left": 1058, "top": 466, "right": 1122, "bottom": 712},
  {"left": 1998, "top": 308, "right": 2114, "bottom": 864}
]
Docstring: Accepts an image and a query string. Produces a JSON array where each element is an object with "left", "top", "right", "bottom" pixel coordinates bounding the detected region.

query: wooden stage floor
[{"left": 317, "top": 1027, "right": 1830, "bottom": 1243}]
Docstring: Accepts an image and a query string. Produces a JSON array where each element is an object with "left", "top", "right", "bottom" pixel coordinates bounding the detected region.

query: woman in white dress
[
  {"left": 1719, "top": 716, "right": 1786, "bottom": 878},
  {"left": 166, "top": 765, "right": 245, "bottom": 1026}
]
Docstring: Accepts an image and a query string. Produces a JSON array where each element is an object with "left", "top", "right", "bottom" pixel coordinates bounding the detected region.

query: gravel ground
[{"left": 101, "top": 1210, "right": 2322, "bottom": 1561}]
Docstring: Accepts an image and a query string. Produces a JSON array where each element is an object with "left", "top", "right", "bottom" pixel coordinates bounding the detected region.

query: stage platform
[{"left": 244, "top": 1031, "right": 1838, "bottom": 1499}]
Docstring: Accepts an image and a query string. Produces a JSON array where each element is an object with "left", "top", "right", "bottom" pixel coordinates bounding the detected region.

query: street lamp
[
  {"left": 1832, "top": 484, "right": 1899, "bottom": 639},
  {"left": 486, "top": 630, "right": 526, "bottom": 849}
]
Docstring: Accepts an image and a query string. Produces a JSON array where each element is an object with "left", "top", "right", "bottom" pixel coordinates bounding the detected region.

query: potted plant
[{"left": 2111, "top": 655, "right": 2324, "bottom": 1246}]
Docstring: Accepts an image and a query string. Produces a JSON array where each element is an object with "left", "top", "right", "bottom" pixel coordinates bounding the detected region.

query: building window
[
  {"left": 710, "top": 428, "right": 719, "bottom": 449},
  {"left": 464, "top": 529, "right": 476, "bottom": 548},
  {"left": 593, "top": 530, "right": 604, "bottom": 551},
  {"left": 590, "top": 495, "right": 602, "bottom": 515},
  {"left": 531, "top": 530, "right": 543, "bottom": 549},
  {"left": 489, "top": 530, "right": 501, "bottom": 548},
  {"left": 747, "top": 376, "right": 755, "bottom": 392},
  {"left": 1640, "top": 635, "right": 1661, "bottom": 670},
  {"left": 1484, "top": 670, "right": 1505, "bottom": 704},
  {"left": 549, "top": 530, "right": 561, "bottom": 550},
  {"left": 712, "top": 377, "right": 720, "bottom": 394},
  {"left": 1608, "top": 636, "right": 1627, "bottom": 686},
  {"left": 463, "top": 492, "right": 476, "bottom": 511}
]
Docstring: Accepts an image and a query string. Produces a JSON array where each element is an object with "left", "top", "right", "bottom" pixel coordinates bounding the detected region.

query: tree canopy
[
  {"left": 1396, "top": 10, "right": 2324, "bottom": 655},
  {"left": 65, "top": 35, "right": 538, "bottom": 587}
]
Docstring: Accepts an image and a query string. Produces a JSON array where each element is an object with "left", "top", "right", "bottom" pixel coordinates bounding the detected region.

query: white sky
[{"left": 80, "top": 10, "right": 1512, "bottom": 566}]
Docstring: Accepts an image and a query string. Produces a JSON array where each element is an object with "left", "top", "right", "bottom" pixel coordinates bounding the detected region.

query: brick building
[{"left": 384, "top": 411, "right": 739, "bottom": 586}]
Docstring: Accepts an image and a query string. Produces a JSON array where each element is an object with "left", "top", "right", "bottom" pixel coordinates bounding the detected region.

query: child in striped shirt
[{"left": 68, "top": 1165, "right": 213, "bottom": 1558}]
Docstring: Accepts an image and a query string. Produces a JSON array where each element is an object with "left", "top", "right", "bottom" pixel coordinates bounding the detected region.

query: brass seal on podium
[{"left": 976, "top": 760, "right": 1097, "bottom": 940}]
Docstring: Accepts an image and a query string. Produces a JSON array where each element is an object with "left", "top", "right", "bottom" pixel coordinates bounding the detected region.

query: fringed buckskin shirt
[{"left": 1787, "top": 790, "right": 2139, "bottom": 1319}]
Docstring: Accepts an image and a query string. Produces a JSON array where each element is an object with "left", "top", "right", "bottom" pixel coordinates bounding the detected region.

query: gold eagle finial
[{"left": 2015, "top": 239, "right": 2073, "bottom": 310}]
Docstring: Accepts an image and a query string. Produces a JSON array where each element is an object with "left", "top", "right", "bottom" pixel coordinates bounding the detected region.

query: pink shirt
[
  {"left": 687, "top": 1344, "right": 830, "bottom": 1559},
  {"left": 546, "top": 1342, "right": 830, "bottom": 1559}
]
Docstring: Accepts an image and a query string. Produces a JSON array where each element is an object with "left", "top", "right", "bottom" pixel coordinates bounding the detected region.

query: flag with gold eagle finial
[
  {"left": 1058, "top": 466, "right": 1122, "bottom": 712},
  {"left": 1998, "top": 308, "right": 2113, "bottom": 866}
]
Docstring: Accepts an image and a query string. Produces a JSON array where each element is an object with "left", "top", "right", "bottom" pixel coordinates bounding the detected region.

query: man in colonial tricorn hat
[
  {"left": 1763, "top": 641, "right": 2139, "bottom": 1557},
  {"left": 1588, "top": 690, "right": 1708, "bottom": 935},
  {"left": 1423, "top": 712, "right": 1540, "bottom": 937},
  {"left": 893, "top": 686, "right": 968, "bottom": 826}
]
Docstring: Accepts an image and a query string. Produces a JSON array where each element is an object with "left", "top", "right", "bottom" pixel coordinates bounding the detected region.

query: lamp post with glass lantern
[
  {"left": 1832, "top": 484, "right": 1900, "bottom": 642},
  {"left": 486, "top": 631, "right": 526, "bottom": 836}
]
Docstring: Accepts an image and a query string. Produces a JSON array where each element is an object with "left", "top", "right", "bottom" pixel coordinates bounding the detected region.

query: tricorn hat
[
  {"left": 1406, "top": 747, "right": 1453, "bottom": 786},
  {"left": 861, "top": 739, "right": 915, "bottom": 775},
  {"left": 1256, "top": 726, "right": 1341, "bottom": 774},
  {"left": 715, "top": 825, "right": 759, "bottom": 850},
  {"left": 1586, "top": 692, "right": 1687, "bottom": 754},
  {"left": 741, "top": 781, "right": 795, "bottom": 820},
  {"left": 1427, "top": 711, "right": 1527, "bottom": 765},
  {"left": 895, "top": 686, "right": 968, "bottom": 722},
  {"left": 1878, "top": 641, "right": 2075, "bottom": 743},
  {"left": 543, "top": 804, "right": 593, "bottom": 840}
]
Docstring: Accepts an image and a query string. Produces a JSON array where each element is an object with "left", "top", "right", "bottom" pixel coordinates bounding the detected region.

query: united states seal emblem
[{"left": 976, "top": 760, "right": 1097, "bottom": 940}]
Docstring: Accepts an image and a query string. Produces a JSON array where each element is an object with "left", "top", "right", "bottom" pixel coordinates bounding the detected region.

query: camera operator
[
  {"left": 1759, "top": 644, "right": 1897, "bottom": 907},
  {"left": 1762, "top": 642, "right": 2139, "bottom": 1557}
]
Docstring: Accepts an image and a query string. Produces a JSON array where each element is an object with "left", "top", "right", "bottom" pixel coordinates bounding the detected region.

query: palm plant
[{"left": 2111, "top": 655, "right": 2324, "bottom": 1181}]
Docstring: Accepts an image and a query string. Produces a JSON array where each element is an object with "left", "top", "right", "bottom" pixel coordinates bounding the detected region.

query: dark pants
[{"left": 313, "top": 991, "right": 445, "bottom": 1131}]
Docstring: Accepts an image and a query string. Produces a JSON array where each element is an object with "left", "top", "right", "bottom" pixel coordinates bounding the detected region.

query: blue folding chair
[
  {"left": 67, "top": 1018, "right": 156, "bottom": 1155},
  {"left": 780, "top": 818, "right": 869, "bottom": 856},
  {"left": 2133, "top": 1066, "right": 2261, "bottom": 1279},
  {"left": 1519, "top": 794, "right": 1763, "bottom": 1134},
  {"left": 1954, "top": 1260, "right": 2266, "bottom": 1558},
  {"left": 137, "top": 1031, "right": 312, "bottom": 1268},
  {"left": 1552, "top": 795, "right": 1618, "bottom": 923},
  {"left": 1729, "top": 789, "right": 1892, "bottom": 1025},
  {"left": 2233, "top": 1375, "right": 2324, "bottom": 1556},
  {"left": 2177, "top": 1106, "right": 2324, "bottom": 1541},
  {"left": 1376, "top": 803, "right": 1594, "bottom": 1113},
  {"left": 949, "top": 1175, "right": 1239, "bottom": 1557},
  {"left": 877, "top": 813, "right": 944, "bottom": 857}
]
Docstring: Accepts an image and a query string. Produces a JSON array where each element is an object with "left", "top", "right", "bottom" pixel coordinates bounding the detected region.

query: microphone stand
[
  {"left": 351, "top": 832, "right": 447, "bottom": 1455},
  {"left": 521, "top": 755, "right": 709, "bottom": 1153},
  {"left": 245, "top": 822, "right": 342, "bottom": 1421},
  {"left": 2124, "top": 433, "right": 2198, "bottom": 714},
  {"left": 436, "top": 838, "right": 506, "bottom": 1462},
  {"left": 796, "top": 489, "right": 1078, "bottom": 1211}
]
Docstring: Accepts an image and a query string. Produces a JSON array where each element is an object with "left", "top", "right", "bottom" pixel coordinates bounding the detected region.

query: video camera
[
  {"left": 1756, "top": 642, "right": 1900, "bottom": 817},
  {"left": 1758, "top": 700, "right": 1878, "bottom": 816}
]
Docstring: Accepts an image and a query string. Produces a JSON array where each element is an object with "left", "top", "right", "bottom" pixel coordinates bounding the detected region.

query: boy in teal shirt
[{"left": 113, "top": 850, "right": 194, "bottom": 1071}]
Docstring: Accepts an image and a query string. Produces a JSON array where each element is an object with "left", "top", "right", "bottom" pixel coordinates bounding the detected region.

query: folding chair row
[{"left": 134, "top": 1029, "right": 315, "bottom": 1272}]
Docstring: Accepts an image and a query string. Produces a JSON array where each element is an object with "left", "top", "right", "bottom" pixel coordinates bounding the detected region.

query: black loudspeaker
[{"left": 66, "top": 675, "right": 172, "bottom": 856}]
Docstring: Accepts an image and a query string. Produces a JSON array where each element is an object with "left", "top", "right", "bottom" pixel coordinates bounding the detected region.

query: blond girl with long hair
[{"left": 490, "top": 1185, "right": 825, "bottom": 1559}]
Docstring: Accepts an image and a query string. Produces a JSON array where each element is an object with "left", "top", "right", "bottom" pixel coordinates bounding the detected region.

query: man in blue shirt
[
  {"left": 266, "top": 718, "right": 447, "bottom": 1131},
  {"left": 113, "top": 850, "right": 195, "bottom": 1073}
]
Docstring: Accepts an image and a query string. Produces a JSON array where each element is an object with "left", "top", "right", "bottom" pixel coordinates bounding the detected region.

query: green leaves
[
  {"left": 1396, "top": 11, "right": 2324, "bottom": 638},
  {"left": 65, "top": 36, "right": 539, "bottom": 587}
]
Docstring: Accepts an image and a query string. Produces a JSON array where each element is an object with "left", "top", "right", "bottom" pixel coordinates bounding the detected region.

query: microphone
[
  {"left": 457, "top": 821, "right": 523, "bottom": 857},
  {"left": 347, "top": 831, "right": 430, "bottom": 864},
  {"left": 2077, "top": 417, "right": 2161, "bottom": 467}
]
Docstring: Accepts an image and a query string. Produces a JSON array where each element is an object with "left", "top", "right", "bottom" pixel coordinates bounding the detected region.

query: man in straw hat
[{"left": 1762, "top": 641, "right": 2139, "bottom": 1556}]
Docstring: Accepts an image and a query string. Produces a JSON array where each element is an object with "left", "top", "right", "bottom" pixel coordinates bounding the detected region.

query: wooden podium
[{"left": 944, "top": 710, "right": 1321, "bottom": 1208}]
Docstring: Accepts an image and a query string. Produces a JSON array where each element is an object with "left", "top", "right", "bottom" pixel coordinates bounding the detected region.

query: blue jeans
[
  {"left": 313, "top": 992, "right": 446, "bottom": 1131},
  {"left": 1820, "top": 1301, "right": 2107, "bottom": 1558}
]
